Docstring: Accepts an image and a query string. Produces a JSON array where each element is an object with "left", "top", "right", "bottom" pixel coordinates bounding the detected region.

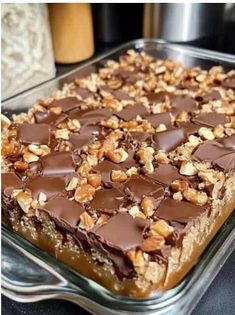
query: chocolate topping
[
  {"left": 145, "top": 112, "right": 172, "bottom": 128},
  {"left": 25, "top": 176, "right": 65, "bottom": 199},
  {"left": 213, "top": 153, "right": 235, "bottom": 172},
  {"left": 93, "top": 160, "right": 123, "bottom": 183},
  {"left": 43, "top": 197, "right": 84, "bottom": 228},
  {"left": 114, "top": 104, "right": 148, "bottom": 121},
  {"left": 199, "top": 90, "right": 221, "bottom": 103},
  {"left": 125, "top": 176, "right": 165, "bottom": 203},
  {"left": 75, "top": 87, "right": 92, "bottom": 99},
  {"left": 17, "top": 123, "right": 50, "bottom": 145},
  {"left": 92, "top": 212, "right": 148, "bottom": 252},
  {"left": 49, "top": 97, "right": 80, "bottom": 112},
  {"left": 193, "top": 140, "right": 235, "bottom": 172},
  {"left": 171, "top": 96, "right": 197, "bottom": 113},
  {"left": 146, "top": 164, "right": 183, "bottom": 186},
  {"left": 69, "top": 133, "right": 89, "bottom": 150},
  {"left": 114, "top": 69, "right": 140, "bottom": 83},
  {"left": 34, "top": 110, "right": 68, "bottom": 126},
  {"left": 152, "top": 128, "right": 186, "bottom": 152},
  {"left": 89, "top": 188, "right": 126, "bottom": 213},
  {"left": 112, "top": 90, "right": 132, "bottom": 101},
  {"left": 41, "top": 152, "right": 75, "bottom": 176},
  {"left": 156, "top": 198, "right": 206, "bottom": 224},
  {"left": 222, "top": 75, "right": 235, "bottom": 89},
  {"left": 69, "top": 108, "right": 111, "bottom": 125},
  {"left": 147, "top": 91, "right": 170, "bottom": 103},
  {"left": 129, "top": 132, "right": 150, "bottom": 143},
  {"left": 3, "top": 49, "right": 235, "bottom": 291},
  {"left": 178, "top": 122, "right": 200, "bottom": 135},
  {"left": 2, "top": 173, "right": 23, "bottom": 197},
  {"left": 69, "top": 125, "right": 101, "bottom": 150},
  {"left": 192, "top": 112, "right": 228, "bottom": 128},
  {"left": 219, "top": 134, "right": 235, "bottom": 149}
]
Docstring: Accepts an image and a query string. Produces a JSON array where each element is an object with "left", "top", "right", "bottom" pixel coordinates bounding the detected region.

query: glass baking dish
[{"left": 2, "top": 39, "right": 235, "bottom": 315}]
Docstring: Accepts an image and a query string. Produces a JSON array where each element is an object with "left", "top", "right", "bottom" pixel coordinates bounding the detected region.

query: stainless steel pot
[{"left": 144, "top": 3, "right": 225, "bottom": 49}]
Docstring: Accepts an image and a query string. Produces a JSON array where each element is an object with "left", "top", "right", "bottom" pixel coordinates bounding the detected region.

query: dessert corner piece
[{"left": 2, "top": 49, "right": 235, "bottom": 297}]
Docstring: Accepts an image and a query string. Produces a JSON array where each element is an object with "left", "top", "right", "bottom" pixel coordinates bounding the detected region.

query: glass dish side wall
[{"left": 2, "top": 39, "right": 235, "bottom": 315}]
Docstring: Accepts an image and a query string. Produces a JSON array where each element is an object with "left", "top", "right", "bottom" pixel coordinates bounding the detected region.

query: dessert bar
[{"left": 2, "top": 50, "right": 235, "bottom": 297}]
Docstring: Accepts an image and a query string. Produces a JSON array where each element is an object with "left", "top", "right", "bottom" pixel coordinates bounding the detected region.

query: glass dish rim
[
  {"left": 2, "top": 38, "right": 235, "bottom": 105},
  {"left": 2, "top": 38, "right": 235, "bottom": 311}
]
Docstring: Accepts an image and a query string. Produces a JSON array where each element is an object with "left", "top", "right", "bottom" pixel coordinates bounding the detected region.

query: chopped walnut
[
  {"left": 14, "top": 161, "right": 29, "bottom": 171},
  {"left": 180, "top": 161, "right": 197, "bottom": 176},
  {"left": 16, "top": 191, "right": 33, "bottom": 213},
  {"left": 154, "top": 151, "right": 169, "bottom": 164},
  {"left": 74, "top": 184, "right": 95, "bottom": 203},
  {"left": 141, "top": 235, "right": 165, "bottom": 252},
  {"left": 126, "top": 166, "right": 138, "bottom": 177},
  {"left": 127, "top": 249, "right": 145, "bottom": 267},
  {"left": 198, "top": 170, "right": 223, "bottom": 185},
  {"left": 171, "top": 180, "right": 189, "bottom": 192},
  {"left": 54, "top": 128, "right": 70, "bottom": 140},
  {"left": 199, "top": 127, "right": 215, "bottom": 140},
  {"left": 66, "top": 177, "right": 79, "bottom": 191},
  {"left": 183, "top": 188, "right": 208, "bottom": 206},
  {"left": 79, "top": 211, "right": 95, "bottom": 230},
  {"left": 150, "top": 220, "right": 174, "bottom": 238},
  {"left": 50, "top": 106, "right": 62, "bottom": 115},
  {"left": 111, "top": 170, "right": 127, "bottom": 182},
  {"left": 213, "top": 124, "right": 225, "bottom": 138},
  {"left": 128, "top": 205, "right": 146, "bottom": 219},
  {"left": 23, "top": 152, "right": 39, "bottom": 163},
  {"left": 140, "top": 197, "right": 155, "bottom": 217},
  {"left": 87, "top": 174, "right": 102, "bottom": 188},
  {"left": 173, "top": 191, "right": 183, "bottom": 201},
  {"left": 106, "top": 148, "right": 128, "bottom": 163},
  {"left": 137, "top": 147, "right": 154, "bottom": 174}
]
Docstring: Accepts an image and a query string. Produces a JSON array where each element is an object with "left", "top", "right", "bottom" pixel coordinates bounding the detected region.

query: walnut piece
[
  {"left": 111, "top": 170, "right": 127, "bottom": 182},
  {"left": 171, "top": 179, "right": 189, "bottom": 192},
  {"left": 23, "top": 152, "right": 39, "bottom": 163},
  {"left": 127, "top": 249, "right": 145, "bottom": 267},
  {"left": 140, "top": 197, "right": 155, "bottom": 217},
  {"left": 16, "top": 191, "right": 33, "bottom": 213},
  {"left": 183, "top": 188, "right": 208, "bottom": 206},
  {"left": 199, "top": 127, "right": 215, "bottom": 140},
  {"left": 150, "top": 220, "right": 174, "bottom": 238},
  {"left": 140, "top": 235, "right": 165, "bottom": 252},
  {"left": 79, "top": 211, "right": 95, "bottom": 230},
  {"left": 87, "top": 174, "right": 102, "bottom": 188},
  {"left": 66, "top": 177, "right": 79, "bottom": 191},
  {"left": 75, "top": 184, "right": 95, "bottom": 203},
  {"left": 180, "top": 161, "right": 197, "bottom": 176},
  {"left": 14, "top": 161, "right": 29, "bottom": 171},
  {"left": 106, "top": 148, "right": 128, "bottom": 163}
]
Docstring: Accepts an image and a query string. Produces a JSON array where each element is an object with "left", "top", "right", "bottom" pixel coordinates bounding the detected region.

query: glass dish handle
[
  {"left": 1, "top": 233, "right": 75, "bottom": 296},
  {"left": 1, "top": 233, "right": 117, "bottom": 314}
]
